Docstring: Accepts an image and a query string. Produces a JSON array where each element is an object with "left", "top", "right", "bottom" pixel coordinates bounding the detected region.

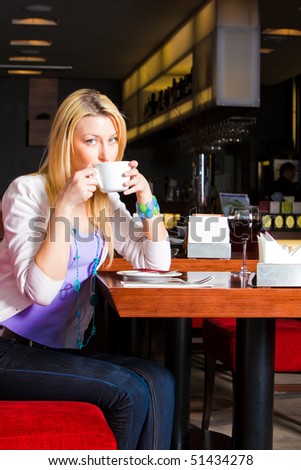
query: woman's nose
[{"left": 98, "top": 143, "right": 110, "bottom": 162}]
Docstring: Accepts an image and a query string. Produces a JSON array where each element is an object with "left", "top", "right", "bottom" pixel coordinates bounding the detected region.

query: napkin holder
[
  {"left": 257, "top": 232, "right": 301, "bottom": 286},
  {"left": 187, "top": 214, "right": 231, "bottom": 259},
  {"left": 257, "top": 263, "right": 301, "bottom": 286}
]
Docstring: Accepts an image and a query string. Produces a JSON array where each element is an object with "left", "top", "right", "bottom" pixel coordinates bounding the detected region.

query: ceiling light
[
  {"left": 24, "top": 5, "right": 52, "bottom": 12},
  {"left": 7, "top": 70, "right": 42, "bottom": 75},
  {"left": 10, "top": 39, "right": 52, "bottom": 46},
  {"left": 9, "top": 56, "right": 46, "bottom": 62},
  {"left": 262, "top": 28, "right": 301, "bottom": 37},
  {"left": 12, "top": 18, "right": 58, "bottom": 26},
  {"left": 260, "top": 48, "right": 274, "bottom": 54}
]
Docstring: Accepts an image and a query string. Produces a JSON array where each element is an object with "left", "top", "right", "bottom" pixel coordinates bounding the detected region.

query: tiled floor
[{"left": 190, "top": 352, "right": 301, "bottom": 450}]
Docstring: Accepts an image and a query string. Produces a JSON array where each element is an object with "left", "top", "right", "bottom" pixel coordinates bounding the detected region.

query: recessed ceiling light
[
  {"left": 7, "top": 69, "right": 42, "bottom": 75},
  {"left": 10, "top": 39, "right": 52, "bottom": 46},
  {"left": 12, "top": 18, "right": 58, "bottom": 26},
  {"left": 262, "top": 28, "right": 301, "bottom": 37},
  {"left": 9, "top": 56, "right": 46, "bottom": 62},
  {"left": 260, "top": 48, "right": 274, "bottom": 54},
  {"left": 24, "top": 5, "right": 52, "bottom": 13}
]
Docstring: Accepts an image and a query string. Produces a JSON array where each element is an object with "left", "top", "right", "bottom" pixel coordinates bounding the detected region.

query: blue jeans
[{"left": 0, "top": 339, "right": 175, "bottom": 449}]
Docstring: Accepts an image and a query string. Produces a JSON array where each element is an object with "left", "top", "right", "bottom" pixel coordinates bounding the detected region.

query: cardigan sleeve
[
  {"left": 109, "top": 193, "right": 171, "bottom": 271},
  {"left": 2, "top": 175, "right": 65, "bottom": 305}
]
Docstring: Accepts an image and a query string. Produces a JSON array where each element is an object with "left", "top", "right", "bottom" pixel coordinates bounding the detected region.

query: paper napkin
[{"left": 257, "top": 232, "right": 301, "bottom": 264}]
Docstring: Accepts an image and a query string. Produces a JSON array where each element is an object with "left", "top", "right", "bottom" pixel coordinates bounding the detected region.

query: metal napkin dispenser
[
  {"left": 257, "top": 263, "right": 301, "bottom": 286},
  {"left": 257, "top": 232, "right": 301, "bottom": 286},
  {"left": 187, "top": 215, "right": 231, "bottom": 259}
]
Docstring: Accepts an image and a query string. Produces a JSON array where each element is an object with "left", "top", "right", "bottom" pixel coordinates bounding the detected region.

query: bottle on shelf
[{"left": 141, "top": 68, "right": 193, "bottom": 124}]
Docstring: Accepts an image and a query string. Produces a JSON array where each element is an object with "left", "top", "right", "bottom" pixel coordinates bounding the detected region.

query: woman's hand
[
  {"left": 123, "top": 160, "right": 168, "bottom": 242},
  {"left": 56, "top": 167, "right": 98, "bottom": 213},
  {"left": 34, "top": 167, "right": 98, "bottom": 280},
  {"left": 123, "top": 160, "right": 153, "bottom": 203}
]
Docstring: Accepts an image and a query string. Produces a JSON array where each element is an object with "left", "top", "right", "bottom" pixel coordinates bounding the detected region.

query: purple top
[{"left": 3, "top": 230, "right": 104, "bottom": 349}]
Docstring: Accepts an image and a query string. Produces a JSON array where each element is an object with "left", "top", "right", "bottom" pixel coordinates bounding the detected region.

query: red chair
[
  {"left": 0, "top": 401, "right": 117, "bottom": 450},
  {"left": 201, "top": 318, "right": 301, "bottom": 430}
]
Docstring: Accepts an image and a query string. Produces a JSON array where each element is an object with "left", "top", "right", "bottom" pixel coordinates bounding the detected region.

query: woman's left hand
[
  {"left": 123, "top": 160, "right": 152, "bottom": 202},
  {"left": 123, "top": 160, "right": 167, "bottom": 241}
]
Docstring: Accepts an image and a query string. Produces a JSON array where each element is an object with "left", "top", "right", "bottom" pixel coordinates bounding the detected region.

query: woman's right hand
[
  {"left": 34, "top": 167, "right": 98, "bottom": 280},
  {"left": 56, "top": 167, "right": 98, "bottom": 213}
]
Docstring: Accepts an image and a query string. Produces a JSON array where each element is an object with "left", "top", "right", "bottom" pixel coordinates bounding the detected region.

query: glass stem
[{"left": 241, "top": 241, "right": 247, "bottom": 273}]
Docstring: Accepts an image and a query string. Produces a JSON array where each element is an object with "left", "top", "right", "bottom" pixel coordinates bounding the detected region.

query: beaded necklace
[{"left": 72, "top": 228, "right": 103, "bottom": 349}]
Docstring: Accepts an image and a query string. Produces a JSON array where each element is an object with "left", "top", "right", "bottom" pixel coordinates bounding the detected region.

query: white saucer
[{"left": 117, "top": 270, "right": 182, "bottom": 281}]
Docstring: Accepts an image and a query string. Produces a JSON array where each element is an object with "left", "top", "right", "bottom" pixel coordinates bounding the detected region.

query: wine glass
[{"left": 227, "top": 205, "right": 262, "bottom": 275}]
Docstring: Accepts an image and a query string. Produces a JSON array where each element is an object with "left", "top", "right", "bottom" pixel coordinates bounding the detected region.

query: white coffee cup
[{"left": 93, "top": 161, "right": 130, "bottom": 193}]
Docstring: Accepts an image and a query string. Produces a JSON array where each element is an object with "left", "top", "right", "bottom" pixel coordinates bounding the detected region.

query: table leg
[
  {"left": 165, "top": 318, "right": 192, "bottom": 450},
  {"left": 234, "top": 318, "right": 275, "bottom": 449}
]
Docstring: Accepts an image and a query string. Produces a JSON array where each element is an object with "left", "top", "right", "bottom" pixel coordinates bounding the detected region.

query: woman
[{"left": 0, "top": 89, "right": 174, "bottom": 449}]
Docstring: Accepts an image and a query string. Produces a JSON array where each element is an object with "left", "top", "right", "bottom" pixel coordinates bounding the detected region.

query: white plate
[{"left": 117, "top": 270, "right": 182, "bottom": 281}]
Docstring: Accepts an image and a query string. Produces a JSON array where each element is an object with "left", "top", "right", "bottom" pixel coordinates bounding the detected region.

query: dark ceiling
[{"left": 0, "top": 0, "right": 300, "bottom": 86}]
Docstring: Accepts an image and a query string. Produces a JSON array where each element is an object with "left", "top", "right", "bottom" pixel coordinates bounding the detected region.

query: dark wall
[
  {"left": 0, "top": 77, "right": 122, "bottom": 198},
  {"left": 255, "top": 80, "right": 294, "bottom": 159}
]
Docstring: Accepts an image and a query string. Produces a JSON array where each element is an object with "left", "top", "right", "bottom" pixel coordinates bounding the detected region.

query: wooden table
[{"left": 97, "top": 258, "right": 301, "bottom": 450}]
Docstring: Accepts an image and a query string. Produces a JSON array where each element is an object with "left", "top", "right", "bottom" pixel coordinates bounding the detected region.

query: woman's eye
[
  {"left": 86, "top": 138, "right": 97, "bottom": 145},
  {"left": 109, "top": 136, "right": 118, "bottom": 144}
]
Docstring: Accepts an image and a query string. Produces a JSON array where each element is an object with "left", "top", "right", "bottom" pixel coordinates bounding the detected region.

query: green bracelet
[{"left": 136, "top": 195, "right": 160, "bottom": 219}]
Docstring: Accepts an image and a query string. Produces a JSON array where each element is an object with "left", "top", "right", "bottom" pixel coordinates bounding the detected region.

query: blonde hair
[{"left": 39, "top": 89, "right": 127, "bottom": 264}]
